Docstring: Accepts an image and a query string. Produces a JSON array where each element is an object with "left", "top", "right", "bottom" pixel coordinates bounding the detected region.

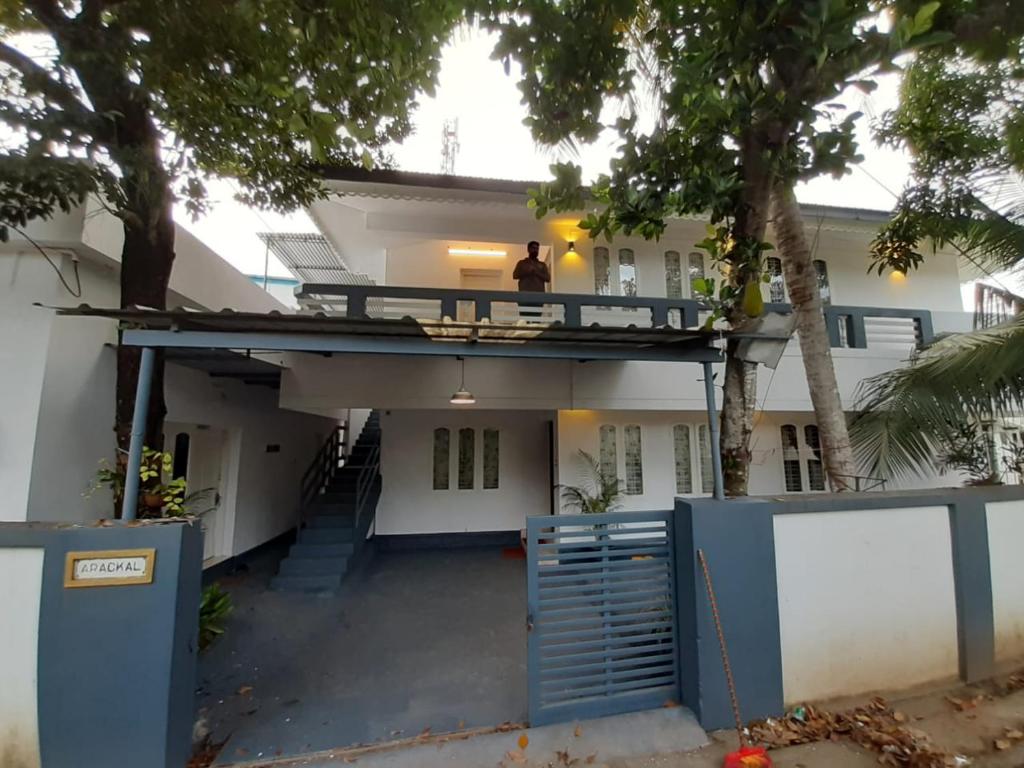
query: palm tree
[
  {"left": 561, "top": 451, "right": 625, "bottom": 515},
  {"left": 850, "top": 194, "right": 1024, "bottom": 481}
]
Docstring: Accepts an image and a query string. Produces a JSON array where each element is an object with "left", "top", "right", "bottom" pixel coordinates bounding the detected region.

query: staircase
[{"left": 272, "top": 411, "right": 382, "bottom": 593}]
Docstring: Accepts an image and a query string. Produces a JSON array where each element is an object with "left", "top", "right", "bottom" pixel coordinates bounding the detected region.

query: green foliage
[
  {"left": 199, "top": 583, "right": 233, "bottom": 652},
  {"left": 869, "top": 17, "right": 1024, "bottom": 274},
  {"left": 87, "top": 446, "right": 196, "bottom": 517},
  {"left": 0, "top": 0, "right": 466, "bottom": 223},
  {"left": 560, "top": 450, "right": 624, "bottom": 515},
  {"left": 850, "top": 315, "right": 1024, "bottom": 480}
]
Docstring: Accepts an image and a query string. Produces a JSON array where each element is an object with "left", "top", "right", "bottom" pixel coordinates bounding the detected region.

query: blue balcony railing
[{"left": 295, "top": 283, "right": 934, "bottom": 350}]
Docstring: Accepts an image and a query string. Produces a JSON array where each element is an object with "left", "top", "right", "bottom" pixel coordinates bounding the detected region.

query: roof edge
[{"left": 318, "top": 167, "right": 892, "bottom": 223}]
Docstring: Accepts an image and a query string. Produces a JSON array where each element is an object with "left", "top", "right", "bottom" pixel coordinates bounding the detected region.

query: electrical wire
[{"left": 10, "top": 224, "right": 82, "bottom": 297}]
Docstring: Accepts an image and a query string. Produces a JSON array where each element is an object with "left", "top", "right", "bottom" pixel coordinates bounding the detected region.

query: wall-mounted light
[
  {"left": 448, "top": 247, "right": 507, "bottom": 257},
  {"left": 889, "top": 269, "right": 907, "bottom": 283},
  {"left": 567, "top": 241, "right": 576, "bottom": 254},
  {"left": 450, "top": 357, "right": 476, "bottom": 405}
]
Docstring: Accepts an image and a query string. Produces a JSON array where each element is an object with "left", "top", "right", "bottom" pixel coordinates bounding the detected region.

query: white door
[
  {"left": 188, "top": 428, "right": 227, "bottom": 562},
  {"left": 459, "top": 269, "right": 504, "bottom": 322}
]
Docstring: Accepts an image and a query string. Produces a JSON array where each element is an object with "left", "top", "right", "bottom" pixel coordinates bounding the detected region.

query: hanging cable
[{"left": 10, "top": 224, "right": 82, "bottom": 298}]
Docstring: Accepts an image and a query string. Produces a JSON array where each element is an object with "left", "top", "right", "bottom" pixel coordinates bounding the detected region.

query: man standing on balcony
[{"left": 513, "top": 241, "right": 550, "bottom": 292}]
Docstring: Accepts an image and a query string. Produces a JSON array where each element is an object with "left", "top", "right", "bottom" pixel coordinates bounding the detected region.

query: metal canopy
[
  {"left": 257, "top": 232, "right": 351, "bottom": 284},
  {"left": 55, "top": 305, "right": 727, "bottom": 363},
  {"left": 163, "top": 348, "right": 283, "bottom": 389}
]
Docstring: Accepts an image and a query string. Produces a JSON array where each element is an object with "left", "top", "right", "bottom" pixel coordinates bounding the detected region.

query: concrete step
[
  {"left": 289, "top": 541, "right": 354, "bottom": 558},
  {"left": 307, "top": 514, "right": 355, "bottom": 529},
  {"left": 298, "top": 527, "right": 356, "bottom": 545},
  {"left": 278, "top": 556, "right": 349, "bottom": 577},
  {"left": 309, "top": 500, "right": 355, "bottom": 514},
  {"left": 270, "top": 573, "right": 342, "bottom": 593}
]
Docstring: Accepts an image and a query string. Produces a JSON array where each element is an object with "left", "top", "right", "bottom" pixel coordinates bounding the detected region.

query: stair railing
[
  {"left": 298, "top": 423, "right": 346, "bottom": 528},
  {"left": 351, "top": 437, "right": 382, "bottom": 558}
]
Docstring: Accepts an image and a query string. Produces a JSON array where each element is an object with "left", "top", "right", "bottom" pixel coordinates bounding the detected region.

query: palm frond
[
  {"left": 958, "top": 193, "right": 1024, "bottom": 274},
  {"left": 850, "top": 315, "right": 1024, "bottom": 480}
]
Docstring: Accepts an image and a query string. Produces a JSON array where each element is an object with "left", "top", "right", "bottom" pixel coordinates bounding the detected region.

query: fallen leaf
[
  {"left": 585, "top": 755, "right": 597, "bottom": 764},
  {"left": 893, "top": 711, "right": 907, "bottom": 723},
  {"left": 236, "top": 685, "right": 253, "bottom": 696},
  {"left": 574, "top": 725, "right": 583, "bottom": 738},
  {"left": 457, "top": 720, "right": 465, "bottom": 730},
  {"left": 418, "top": 726, "right": 432, "bottom": 738},
  {"left": 518, "top": 733, "right": 529, "bottom": 750},
  {"left": 995, "top": 739, "right": 1011, "bottom": 751},
  {"left": 506, "top": 749, "right": 527, "bottom": 764},
  {"left": 1006, "top": 729, "right": 1024, "bottom": 740}
]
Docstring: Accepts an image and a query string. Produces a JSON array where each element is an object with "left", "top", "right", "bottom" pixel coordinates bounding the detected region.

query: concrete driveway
[{"left": 197, "top": 544, "right": 527, "bottom": 764}]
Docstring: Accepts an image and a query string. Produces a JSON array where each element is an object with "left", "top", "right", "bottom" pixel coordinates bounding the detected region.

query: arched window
[
  {"left": 698, "top": 424, "right": 714, "bottom": 494},
  {"left": 624, "top": 425, "right": 644, "bottom": 495},
  {"left": 813, "top": 259, "right": 831, "bottom": 305},
  {"left": 780, "top": 425, "right": 803, "bottom": 492},
  {"left": 664, "top": 250, "right": 683, "bottom": 298},
  {"left": 673, "top": 425, "right": 693, "bottom": 494},
  {"left": 458, "top": 427, "right": 475, "bottom": 490},
  {"left": 804, "top": 425, "right": 825, "bottom": 491},
  {"left": 593, "top": 247, "right": 611, "bottom": 296},
  {"left": 432, "top": 428, "right": 450, "bottom": 490},
  {"left": 766, "top": 256, "right": 786, "bottom": 303},
  {"left": 688, "top": 252, "right": 705, "bottom": 294},
  {"left": 483, "top": 428, "right": 500, "bottom": 489},
  {"left": 599, "top": 425, "right": 618, "bottom": 484},
  {"left": 618, "top": 248, "right": 637, "bottom": 296}
]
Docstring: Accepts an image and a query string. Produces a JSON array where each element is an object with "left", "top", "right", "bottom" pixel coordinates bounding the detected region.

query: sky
[{"left": 178, "top": 29, "right": 915, "bottom": 280}]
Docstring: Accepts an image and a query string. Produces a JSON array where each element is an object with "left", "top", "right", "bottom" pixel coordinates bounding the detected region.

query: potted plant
[
  {"left": 87, "top": 446, "right": 194, "bottom": 518},
  {"left": 560, "top": 450, "right": 625, "bottom": 518}
]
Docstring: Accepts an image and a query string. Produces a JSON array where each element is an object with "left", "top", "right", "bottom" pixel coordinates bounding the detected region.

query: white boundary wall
[
  {"left": 774, "top": 506, "right": 960, "bottom": 703},
  {"left": 987, "top": 498, "right": 1024, "bottom": 663}
]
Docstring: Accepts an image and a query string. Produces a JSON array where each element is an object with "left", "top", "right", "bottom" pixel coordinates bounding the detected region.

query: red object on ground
[{"left": 723, "top": 745, "right": 773, "bottom": 767}]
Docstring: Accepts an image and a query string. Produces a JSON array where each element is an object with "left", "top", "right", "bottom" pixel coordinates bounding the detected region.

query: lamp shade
[{"left": 450, "top": 388, "right": 476, "bottom": 405}]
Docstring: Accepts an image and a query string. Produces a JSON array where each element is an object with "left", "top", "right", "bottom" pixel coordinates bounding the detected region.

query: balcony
[{"left": 295, "top": 283, "right": 935, "bottom": 351}]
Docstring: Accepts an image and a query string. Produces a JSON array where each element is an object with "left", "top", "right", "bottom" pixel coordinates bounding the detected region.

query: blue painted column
[
  {"left": 948, "top": 498, "right": 995, "bottom": 682},
  {"left": 674, "top": 497, "right": 784, "bottom": 729},
  {"left": 121, "top": 346, "right": 156, "bottom": 521}
]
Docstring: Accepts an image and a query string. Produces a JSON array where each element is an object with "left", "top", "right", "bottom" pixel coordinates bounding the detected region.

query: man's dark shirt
[{"left": 513, "top": 257, "right": 550, "bottom": 292}]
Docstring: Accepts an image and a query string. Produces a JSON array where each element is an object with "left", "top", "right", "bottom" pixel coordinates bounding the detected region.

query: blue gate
[{"left": 526, "top": 510, "right": 680, "bottom": 726}]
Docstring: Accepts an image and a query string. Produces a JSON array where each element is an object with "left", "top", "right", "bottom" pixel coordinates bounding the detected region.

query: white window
[
  {"left": 483, "top": 428, "right": 500, "bottom": 489},
  {"left": 599, "top": 425, "right": 618, "bottom": 484},
  {"left": 804, "top": 425, "right": 826, "bottom": 491},
  {"left": 687, "top": 252, "right": 705, "bottom": 294},
  {"left": 766, "top": 256, "right": 786, "bottom": 303},
  {"left": 673, "top": 425, "right": 693, "bottom": 494},
  {"left": 458, "top": 427, "right": 475, "bottom": 490},
  {"left": 432, "top": 428, "right": 450, "bottom": 490},
  {"left": 618, "top": 249, "right": 637, "bottom": 297},
  {"left": 698, "top": 424, "right": 715, "bottom": 494},
  {"left": 623, "top": 424, "right": 644, "bottom": 495},
  {"left": 814, "top": 259, "right": 831, "bottom": 305},
  {"left": 780, "top": 424, "right": 803, "bottom": 492},
  {"left": 592, "top": 247, "right": 641, "bottom": 297},
  {"left": 664, "top": 250, "right": 683, "bottom": 299},
  {"left": 593, "top": 247, "right": 611, "bottom": 296}
]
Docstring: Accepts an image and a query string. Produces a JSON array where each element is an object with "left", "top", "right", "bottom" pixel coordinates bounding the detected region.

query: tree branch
[{"left": 0, "top": 41, "right": 98, "bottom": 127}]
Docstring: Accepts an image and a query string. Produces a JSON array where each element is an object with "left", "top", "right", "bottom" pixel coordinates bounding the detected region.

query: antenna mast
[{"left": 440, "top": 118, "right": 460, "bottom": 175}]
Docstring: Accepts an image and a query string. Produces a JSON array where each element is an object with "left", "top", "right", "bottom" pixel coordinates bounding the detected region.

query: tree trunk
[
  {"left": 772, "top": 181, "right": 857, "bottom": 490},
  {"left": 718, "top": 131, "right": 776, "bottom": 496}
]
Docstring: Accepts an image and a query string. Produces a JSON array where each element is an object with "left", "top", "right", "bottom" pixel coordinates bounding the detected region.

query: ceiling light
[
  {"left": 450, "top": 357, "right": 476, "bottom": 405},
  {"left": 448, "top": 247, "right": 507, "bottom": 257}
]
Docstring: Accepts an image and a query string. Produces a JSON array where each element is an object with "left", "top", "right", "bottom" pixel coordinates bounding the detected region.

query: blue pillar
[
  {"left": 675, "top": 497, "right": 784, "bottom": 729},
  {"left": 121, "top": 346, "right": 156, "bottom": 521},
  {"left": 702, "top": 361, "right": 725, "bottom": 500}
]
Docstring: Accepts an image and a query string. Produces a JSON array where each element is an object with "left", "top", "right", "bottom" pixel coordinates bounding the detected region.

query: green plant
[
  {"left": 198, "top": 584, "right": 233, "bottom": 652},
  {"left": 87, "top": 446, "right": 196, "bottom": 517},
  {"left": 561, "top": 450, "right": 624, "bottom": 516}
]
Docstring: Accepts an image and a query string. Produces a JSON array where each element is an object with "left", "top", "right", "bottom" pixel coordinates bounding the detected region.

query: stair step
[
  {"left": 299, "top": 527, "right": 356, "bottom": 545},
  {"left": 278, "top": 556, "right": 350, "bottom": 577},
  {"left": 270, "top": 573, "right": 342, "bottom": 593},
  {"left": 307, "top": 515, "right": 354, "bottom": 529},
  {"left": 309, "top": 502, "right": 355, "bottom": 516},
  {"left": 289, "top": 541, "right": 354, "bottom": 558}
]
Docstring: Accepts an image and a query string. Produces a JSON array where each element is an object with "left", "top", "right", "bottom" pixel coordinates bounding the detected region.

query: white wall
[
  {"left": 0, "top": 547, "right": 43, "bottom": 768},
  {"left": 987, "top": 499, "right": 1024, "bottom": 663},
  {"left": 280, "top": 347, "right": 940, "bottom": 416},
  {"left": 774, "top": 507, "right": 960, "bottom": 703},
  {"left": 164, "top": 365, "right": 335, "bottom": 556},
  {"left": 377, "top": 409, "right": 553, "bottom": 535}
]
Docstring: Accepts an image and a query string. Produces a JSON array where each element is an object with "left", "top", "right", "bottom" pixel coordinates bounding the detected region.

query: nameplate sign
[{"left": 64, "top": 549, "right": 156, "bottom": 588}]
